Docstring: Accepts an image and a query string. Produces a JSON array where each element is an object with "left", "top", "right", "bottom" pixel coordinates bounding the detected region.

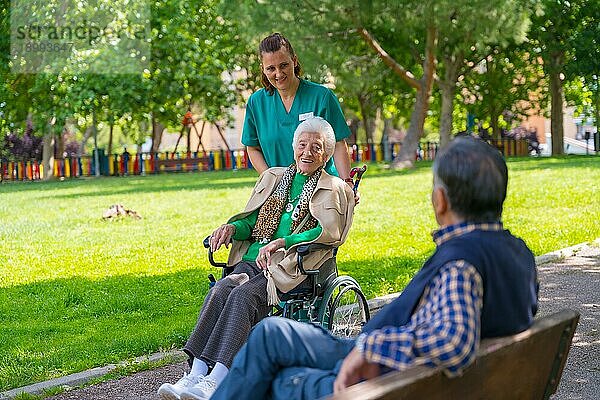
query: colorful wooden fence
[
  {"left": 105, "top": 150, "right": 252, "bottom": 177},
  {"left": 1, "top": 138, "right": 530, "bottom": 182},
  {"left": 0, "top": 159, "right": 43, "bottom": 181},
  {"left": 349, "top": 139, "right": 528, "bottom": 163}
]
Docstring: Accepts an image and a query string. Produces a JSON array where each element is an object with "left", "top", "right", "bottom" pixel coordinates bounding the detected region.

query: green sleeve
[
  {"left": 283, "top": 225, "right": 323, "bottom": 249},
  {"left": 241, "top": 96, "right": 260, "bottom": 147},
  {"left": 230, "top": 209, "right": 259, "bottom": 241}
]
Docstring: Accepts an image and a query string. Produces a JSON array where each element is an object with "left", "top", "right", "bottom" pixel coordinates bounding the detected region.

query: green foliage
[
  {"left": 2, "top": 0, "right": 598, "bottom": 155},
  {"left": 1, "top": 158, "right": 600, "bottom": 390},
  {"left": 564, "top": 1, "right": 600, "bottom": 126},
  {"left": 0, "top": 0, "right": 254, "bottom": 149},
  {"left": 146, "top": 0, "right": 252, "bottom": 127},
  {"left": 528, "top": 0, "right": 588, "bottom": 75},
  {"left": 462, "top": 45, "right": 546, "bottom": 135},
  {"left": 221, "top": 0, "right": 418, "bottom": 139},
  {"left": 435, "top": 0, "right": 536, "bottom": 143}
]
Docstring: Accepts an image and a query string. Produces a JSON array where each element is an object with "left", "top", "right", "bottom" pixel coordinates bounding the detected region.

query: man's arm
[
  {"left": 335, "top": 261, "right": 483, "bottom": 392},
  {"left": 246, "top": 146, "right": 269, "bottom": 174},
  {"left": 365, "top": 261, "right": 482, "bottom": 374}
]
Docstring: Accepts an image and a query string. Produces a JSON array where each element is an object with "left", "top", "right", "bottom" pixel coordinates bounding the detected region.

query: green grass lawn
[{"left": 1, "top": 156, "right": 599, "bottom": 391}]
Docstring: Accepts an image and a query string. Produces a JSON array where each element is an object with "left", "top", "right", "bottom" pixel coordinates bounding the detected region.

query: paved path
[
  {"left": 3, "top": 241, "right": 599, "bottom": 399},
  {"left": 535, "top": 241, "right": 600, "bottom": 400}
]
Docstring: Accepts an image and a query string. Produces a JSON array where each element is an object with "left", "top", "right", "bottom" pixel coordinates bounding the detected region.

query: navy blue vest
[{"left": 363, "top": 229, "right": 538, "bottom": 338}]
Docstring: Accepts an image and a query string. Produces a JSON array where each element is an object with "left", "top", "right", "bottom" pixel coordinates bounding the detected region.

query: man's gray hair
[
  {"left": 292, "top": 116, "right": 336, "bottom": 162},
  {"left": 433, "top": 136, "right": 508, "bottom": 222}
]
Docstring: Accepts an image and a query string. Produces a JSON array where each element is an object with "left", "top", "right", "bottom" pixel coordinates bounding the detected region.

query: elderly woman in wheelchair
[{"left": 158, "top": 116, "right": 363, "bottom": 400}]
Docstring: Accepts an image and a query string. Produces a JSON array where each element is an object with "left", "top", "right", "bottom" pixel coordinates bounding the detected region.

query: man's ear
[{"left": 432, "top": 186, "right": 448, "bottom": 218}]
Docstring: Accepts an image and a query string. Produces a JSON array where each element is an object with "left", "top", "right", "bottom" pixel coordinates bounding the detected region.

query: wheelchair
[{"left": 203, "top": 238, "right": 370, "bottom": 338}]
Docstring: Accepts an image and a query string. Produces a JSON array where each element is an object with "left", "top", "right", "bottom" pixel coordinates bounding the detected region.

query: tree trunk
[
  {"left": 393, "top": 86, "right": 429, "bottom": 167},
  {"left": 382, "top": 118, "right": 393, "bottom": 161},
  {"left": 392, "top": 26, "right": 437, "bottom": 168},
  {"left": 186, "top": 126, "right": 191, "bottom": 153},
  {"left": 439, "top": 82, "right": 454, "bottom": 149},
  {"left": 549, "top": 53, "right": 565, "bottom": 155},
  {"left": 55, "top": 129, "right": 65, "bottom": 159},
  {"left": 151, "top": 115, "right": 164, "bottom": 153},
  {"left": 79, "top": 126, "right": 93, "bottom": 156},
  {"left": 594, "top": 81, "right": 599, "bottom": 153},
  {"left": 42, "top": 133, "right": 55, "bottom": 180},
  {"left": 107, "top": 122, "right": 114, "bottom": 156},
  {"left": 439, "top": 53, "right": 461, "bottom": 149},
  {"left": 348, "top": 118, "right": 359, "bottom": 145},
  {"left": 490, "top": 107, "right": 501, "bottom": 139},
  {"left": 92, "top": 109, "right": 100, "bottom": 176},
  {"left": 485, "top": 57, "right": 501, "bottom": 139},
  {"left": 358, "top": 94, "right": 373, "bottom": 146}
]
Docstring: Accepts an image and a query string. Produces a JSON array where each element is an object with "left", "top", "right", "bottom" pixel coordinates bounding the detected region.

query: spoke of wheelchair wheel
[{"left": 331, "top": 286, "right": 365, "bottom": 337}]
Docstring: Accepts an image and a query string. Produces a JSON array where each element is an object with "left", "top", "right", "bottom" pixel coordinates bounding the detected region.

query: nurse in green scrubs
[{"left": 242, "top": 33, "right": 353, "bottom": 183}]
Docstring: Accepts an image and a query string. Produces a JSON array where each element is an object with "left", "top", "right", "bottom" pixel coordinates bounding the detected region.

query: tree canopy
[{"left": 1, "top": 0, "right": 597, "bottom": 172}]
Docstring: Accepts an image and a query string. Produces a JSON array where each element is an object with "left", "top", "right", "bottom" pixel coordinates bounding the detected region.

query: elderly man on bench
[{"left": 210, "top": 136, "right": 539, "bottom": 400}]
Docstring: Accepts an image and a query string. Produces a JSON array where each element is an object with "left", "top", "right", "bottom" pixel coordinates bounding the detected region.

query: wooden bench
[
  {"left": 156, "top": 157, "right": 210, "bottom": 172},
  {"left": 329, "top": 309, "right": 579, "bottom": 400}
]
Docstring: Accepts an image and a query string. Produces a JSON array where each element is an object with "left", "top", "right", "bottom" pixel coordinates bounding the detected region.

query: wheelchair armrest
[
  {"left": 297, "top": 243, "right": 336, "bottom": 276},
  {"left": 297, "top": 243, "right": 334, "bottom": 257},
  {"left": 203, "top": 235, "right": 227, "bottom": 268}
]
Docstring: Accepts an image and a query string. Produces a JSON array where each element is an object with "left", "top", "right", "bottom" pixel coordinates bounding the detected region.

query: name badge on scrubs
[{"left": 299, "top": 112, "right": 314, "bottom": 121}]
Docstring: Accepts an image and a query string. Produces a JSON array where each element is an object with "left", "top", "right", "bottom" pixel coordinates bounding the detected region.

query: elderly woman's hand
[
  {"left": 210, "top": 224, "right": 236, "bottom": 252},
  {"left": 256, "top": 238, "right": 286, "bottom": 270}
]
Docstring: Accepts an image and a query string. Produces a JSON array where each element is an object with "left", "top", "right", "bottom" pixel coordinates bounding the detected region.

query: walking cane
[{"left": 349, "top": 165, "right": 367, "bottom": 194}]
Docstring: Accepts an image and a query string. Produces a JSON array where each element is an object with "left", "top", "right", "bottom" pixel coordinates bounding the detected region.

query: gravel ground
[
  {"left": 36, "top": 242, "right": 600, "bottom": 399},
  {"left": 44, "top": 362, "right": 188, "bottom": 400}
]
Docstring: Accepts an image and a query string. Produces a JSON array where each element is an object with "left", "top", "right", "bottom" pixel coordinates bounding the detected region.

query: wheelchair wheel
[{"left": 317, "top": 276, "right": 370, "bottom": 338}]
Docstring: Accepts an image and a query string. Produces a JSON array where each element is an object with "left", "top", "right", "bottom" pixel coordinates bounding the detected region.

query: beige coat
[{"left": 226, "top": 167, "right": 355, "bottom": 293}]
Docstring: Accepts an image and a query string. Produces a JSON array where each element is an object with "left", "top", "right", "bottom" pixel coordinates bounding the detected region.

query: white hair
[{"left": 292, "top": 116, "right": 336, "bottom": 162}]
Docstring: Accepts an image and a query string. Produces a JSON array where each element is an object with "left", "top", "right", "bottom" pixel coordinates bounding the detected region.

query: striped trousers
[{"left": 183, "top": 261, "right": 270, "bottom": 368}]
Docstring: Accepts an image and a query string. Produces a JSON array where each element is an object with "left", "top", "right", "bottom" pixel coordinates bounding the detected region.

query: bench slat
[{"left": 328, "top": 309, "right": 579, "bottom": 400}]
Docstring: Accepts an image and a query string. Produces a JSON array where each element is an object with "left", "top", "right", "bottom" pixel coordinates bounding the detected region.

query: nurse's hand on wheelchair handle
[
  {"left": 209, "top": 224, "right": 236, "bottom": 252},
  {"left": 256, "top": 238, "right": 285, "bottom": 270}
]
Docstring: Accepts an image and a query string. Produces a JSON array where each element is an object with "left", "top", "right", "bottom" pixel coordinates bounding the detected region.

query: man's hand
[
  {"left": 256, "top": 238, "right": 285, "bottom": 270},
  {"left": 333, "top": 348, "right": 380, "bottom": 394},
  {"left": 209, "top": 224, "right": 236, "bottom": 252}
]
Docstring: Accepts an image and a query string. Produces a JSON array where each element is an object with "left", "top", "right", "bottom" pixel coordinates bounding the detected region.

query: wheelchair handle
[
  {"left": 203, "top": 235, "right": 227, "bottom": 268},
  {"left": 297, "top": 243, "right": 335, "bottom": 276}
]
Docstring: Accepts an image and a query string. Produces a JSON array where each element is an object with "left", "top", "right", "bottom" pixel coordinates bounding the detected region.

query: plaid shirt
[{"left": 361, "top": 222, "right": 503, "bottom": 376}]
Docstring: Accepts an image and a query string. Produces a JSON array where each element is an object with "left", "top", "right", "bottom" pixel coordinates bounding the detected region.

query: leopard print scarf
[{"left": 252, "top": 164, "right": 321, "bottom": 244}]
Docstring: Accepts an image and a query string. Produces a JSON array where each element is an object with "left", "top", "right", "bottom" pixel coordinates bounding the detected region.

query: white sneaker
[
  {"left": 157, "top": 373, "right": 205, "bottom": 400},
  {"left": 180, "top": 377, "right": 218, "bottom": 400}
]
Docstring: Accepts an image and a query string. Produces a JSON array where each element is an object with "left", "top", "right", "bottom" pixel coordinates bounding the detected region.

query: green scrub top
[
  {"left": 242, "top": 79, "right": 351, "bottom": 176},
  {"left": 230, "top": 173, "right": 323, "bottom": 261}
]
